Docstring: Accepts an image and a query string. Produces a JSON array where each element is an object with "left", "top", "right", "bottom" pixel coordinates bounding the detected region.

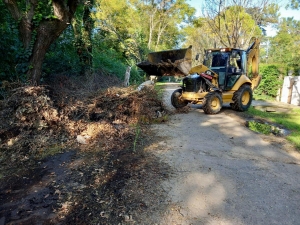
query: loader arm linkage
[{"left": 247, "top": 37, "right": 262, "bottom": 90}]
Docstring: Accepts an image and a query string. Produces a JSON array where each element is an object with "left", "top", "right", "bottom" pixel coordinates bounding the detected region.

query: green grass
[
  {"left": 248, "top": 121, "right": 279, "bottom": 135},
  {"left": 246, "top": 107, "right": 300, "bottom": 150},
  {"left": 253, "top": 93, "right": 276, "bottom": 101}
]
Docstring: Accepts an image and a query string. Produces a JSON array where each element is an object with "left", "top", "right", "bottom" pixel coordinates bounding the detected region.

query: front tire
[
  {"left": 231, "top": 84, "right": 253, "bottom": 111},
  {"left": 171, "top": 89, "right": 188, "bottom": 108},
  {"left": 202, "top": 91, "right": 223, "bottom": 114}
]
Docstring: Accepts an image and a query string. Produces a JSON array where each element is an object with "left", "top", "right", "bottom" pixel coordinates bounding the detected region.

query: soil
[
  {"left": 148, "top": 84, "right": 300, "bottom": 224},
  {"left": 1, "top": 80, "right": 300, "bottom": 225},
  {"left": 0, "top": 74, "right": 170, "bottom": 225}
]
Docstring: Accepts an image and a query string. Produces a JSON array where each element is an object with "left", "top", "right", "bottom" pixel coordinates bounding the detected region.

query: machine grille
[{"left": 183, "top": 78, "right": 195, "bottom": 92}]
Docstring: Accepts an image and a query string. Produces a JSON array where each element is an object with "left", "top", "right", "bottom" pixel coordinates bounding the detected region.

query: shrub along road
[{"left": 147, "top": 83, "right": 300, "bottom": 224}]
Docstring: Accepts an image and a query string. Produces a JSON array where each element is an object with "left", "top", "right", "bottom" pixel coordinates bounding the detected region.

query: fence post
[
  {"left": 287, "top": 76, "right": 295, "bottom": 104},
  {"left": 124, "top": 66, "right": 131, "bottom": 87}
]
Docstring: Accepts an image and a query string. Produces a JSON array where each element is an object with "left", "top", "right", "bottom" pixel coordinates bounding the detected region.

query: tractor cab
[
  {"left": 136, "top": 38, "right": 261, "bottom": 114},
  {"left": 203, "top": 48, "right": 247, "bottom": 91}
]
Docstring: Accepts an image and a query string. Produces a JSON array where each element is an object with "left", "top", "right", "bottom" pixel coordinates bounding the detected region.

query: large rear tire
[
  {"left": 171, "top": 89, "right": 188, "bottom": 108},
  {"left": 231, "top": 84, "right": 253, "bottom": 111},
  {"left": 202, "top": 91, "right": 223, "bottom": 114}
]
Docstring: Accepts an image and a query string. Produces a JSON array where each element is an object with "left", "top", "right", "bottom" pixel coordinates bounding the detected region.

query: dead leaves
[{"left": 0, "top": 84, "right": 168, "bottom": 176}]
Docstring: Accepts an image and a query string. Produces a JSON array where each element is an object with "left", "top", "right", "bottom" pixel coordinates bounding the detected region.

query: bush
[
  {"left": 255, "top": 64, "right": 283, "bottom": 97},
  {"left": 44, "top": 28, "right": 81, "bottom": 76},
  {"left": 93, "top": 48, "right": 143, "bottom": 85},
  {"left": 0, "top": 4, "right": 23, "bottom": 82}
]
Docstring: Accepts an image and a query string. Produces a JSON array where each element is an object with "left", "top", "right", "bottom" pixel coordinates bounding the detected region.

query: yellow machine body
[{"left": 137, "top": 38, "right": 261, "bottom": 114}]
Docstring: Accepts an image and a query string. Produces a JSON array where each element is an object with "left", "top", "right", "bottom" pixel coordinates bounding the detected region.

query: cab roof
[{"left": 206, "top": 48, "right": 245, "bottom": 53}]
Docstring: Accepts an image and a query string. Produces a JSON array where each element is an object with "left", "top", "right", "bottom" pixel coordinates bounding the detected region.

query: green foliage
[
  {"left": 33, "top": 1, "right": 55, "bottom": 23},
  {"left": 219, "top": 6, "right": 262, "bottom": 47},
  {"left": 288, "top": 0, "right": 300, "bottom": 9},
  {"left": 267, "top": 18, "right": 300, "bottom": 72},
  {"left": 13, "top": 0, "right": 57, "bottom": 80},
  {"left": 44, "top": 27, "right": 81, "bottom": 76},
  {"left": 248, "top": 121, "right": 278, "bottom": 135},
  {"left": 247, "top": 107, "right": 300, "bottom": 150},
  {"left": 246, "top": 3, "right": 280, "bottom": 26},
  {"left": 15, "top": 36, "right": 36, "bottom": 80},
  {"left": 253, "top": 93, "right": 276, "bottom": 101},
  {"left": 93, "top": 48, "right": 126, "bottom": 77},
  {"left": 0, "top": 2, "right": 23, "bottom": 82},
  {"left": 93, "top": 45, "right": 143, "bottom": 84},
  {"left": 72, "top": 1, "right": 94, "bottom": 75},
  {"left": 255, "top": 64, "right": 283, "bottom": 97},
  {"left": 1, "top": 0, "right": 197, "bottom": 85},
  {"left": 129, "top": 66, "right": 143, "bottom": 84},
  {"left": 93, "top": 0, "right": 196, "bottom": 57}
]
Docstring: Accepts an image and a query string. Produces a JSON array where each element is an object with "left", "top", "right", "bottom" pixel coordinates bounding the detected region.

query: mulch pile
[
  {"left": 0, "top": 76, "right": 173, "bottom": 224},
  {"left": 0, "top": 81, "right": 166, "bottom": 173}
]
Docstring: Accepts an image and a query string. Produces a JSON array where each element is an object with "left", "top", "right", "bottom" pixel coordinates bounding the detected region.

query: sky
[{"left": 187, "top": 0, "right": 300, "bottom": 36}]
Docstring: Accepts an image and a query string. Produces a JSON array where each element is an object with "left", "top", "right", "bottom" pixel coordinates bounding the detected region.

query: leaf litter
[{"left": 0, "top": 75, "right": 173, "bottom": 224}]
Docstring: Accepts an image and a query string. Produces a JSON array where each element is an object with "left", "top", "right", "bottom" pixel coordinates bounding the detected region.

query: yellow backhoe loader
[{"left": 137, "top": 38, "right": 261, "bottom": 114}]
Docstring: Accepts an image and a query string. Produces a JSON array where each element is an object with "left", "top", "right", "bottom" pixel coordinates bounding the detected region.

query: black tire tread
[
  {"left": 202, "top": 91, "right": 223, "bottom": 114},
  {"left": 231, "top": 84, "right": 253, "bottom": 111},
  {"left": 171, "top": 89, "right": 188, "bottom": 108}
]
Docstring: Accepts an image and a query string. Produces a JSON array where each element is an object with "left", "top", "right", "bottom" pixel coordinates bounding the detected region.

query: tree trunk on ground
[{"left": 3, "top": 0, "right": 78, "bottom": 85}]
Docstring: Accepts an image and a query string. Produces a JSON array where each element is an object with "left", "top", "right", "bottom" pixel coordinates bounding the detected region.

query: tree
[
  {"left": 255, "top": 64, "right": 283, "bottom": 97},
  {"left": 93, "top": 0, "right": 143, "bottom": 63},
  {"left": 93, "top": 0, "right": 195, "bottom": 65},
  {"left": 201, "top": 0, "right": 278, "bottom": 48},
  {"left": 268, "top": 18, "right": 300, "bottom": 71},
  {"left": 246, "top": 3, "right": 280, "bottom": 27},
  {"left": 3, "top": 0, "right": 79, "bottom": 85},
  {"left": 183, "top": 6, "right": 261, "bottom": 61},
  {"left": 72, "top": 1, "right": 94, "bottom": 75},
  {"left": 0, "top": 1, "right": 22, "bottom": 82},
  {"left": 154, "top": 0, "right": 195, "bottom": 50},
  {"left": 183, "top": 17, "right": 217, "bottom": 63},
  {"left": 288, "top": 0, "right": 300, "bottom": 9},
  {"left": 138, "top": 0, "right": 195, "bottom": 51}
]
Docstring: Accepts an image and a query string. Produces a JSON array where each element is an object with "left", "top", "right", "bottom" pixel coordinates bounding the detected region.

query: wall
[{"left": 279, "top": 76, "right": 300, "bottom": 106}]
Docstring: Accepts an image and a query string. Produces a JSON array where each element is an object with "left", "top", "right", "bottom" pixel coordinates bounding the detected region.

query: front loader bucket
[{"left": 137, "top": 46, "right": 192, "bottom": 77}]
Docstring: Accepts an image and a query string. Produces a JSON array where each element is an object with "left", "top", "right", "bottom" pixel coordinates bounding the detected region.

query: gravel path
[{"left": 148, "top": 84, "right": 300, "bottom": 225}]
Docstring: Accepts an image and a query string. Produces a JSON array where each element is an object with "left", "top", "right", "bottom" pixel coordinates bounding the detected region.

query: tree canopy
[
  {"left": 3, "top": 0, "right": 78, "bottom": 84},
  {"left": 1, "top": 0, "right": 300, "bottom": 87}
]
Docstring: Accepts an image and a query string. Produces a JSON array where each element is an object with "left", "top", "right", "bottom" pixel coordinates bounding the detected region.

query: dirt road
[{"left": 147, "top": 84, "right": 300, "bottom": 225}]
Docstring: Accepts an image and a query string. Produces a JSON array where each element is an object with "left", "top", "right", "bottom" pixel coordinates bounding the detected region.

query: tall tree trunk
[
  {"left": 28, "top": 20, "right": 71, "bottom": 84},
  {"left": 72, "top": 1, "right": 94, "bottom": 76},
  {"left": 3, "top": 0, "right": 78, "bottom": 85},
  {"left": 81, "top": 1, "right": 93, "bottom": 74},
  {"left": 147, "top": 7, "right": 158, "bottom": 50},
  {"left": 148, "top": 14, "right": 154, "bottom": 49}
]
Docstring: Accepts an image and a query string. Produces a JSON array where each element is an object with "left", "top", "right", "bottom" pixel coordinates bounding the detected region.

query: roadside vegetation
[
  {"left": 1, "top": 0, "right": 300, "bottom": 223},
  {"left": 244, "top": 62, "right": 300, "bottom": 150},
  {"left": 246, "top": 102, "right": 300, "bottom": 150}
]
